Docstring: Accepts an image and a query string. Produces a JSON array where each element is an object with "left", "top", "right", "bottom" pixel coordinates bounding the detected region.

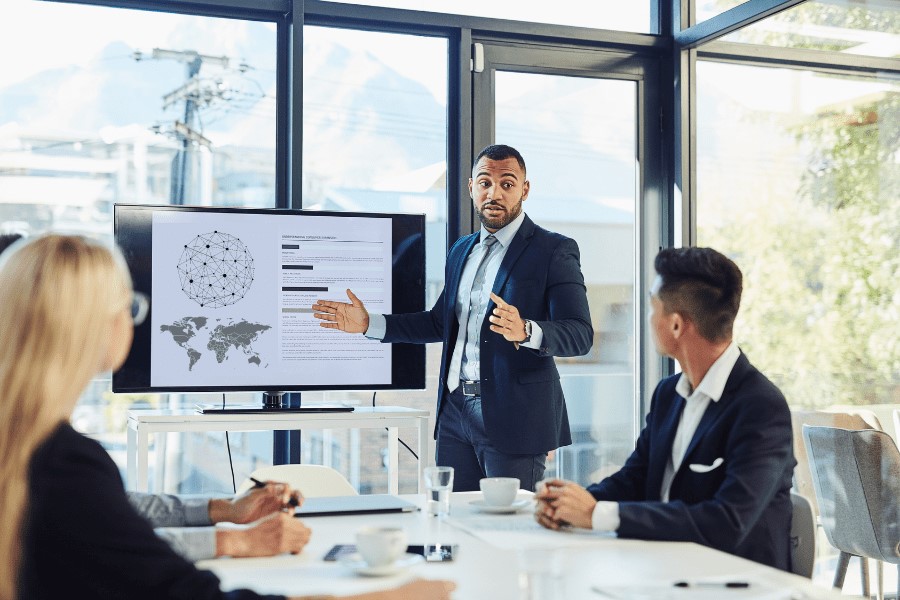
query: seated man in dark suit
[{"left": 535, "top": 246, "right": 796, "bottom": 571}]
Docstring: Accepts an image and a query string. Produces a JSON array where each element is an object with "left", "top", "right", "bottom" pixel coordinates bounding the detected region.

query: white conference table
[
  {"left": 198, "top": 492, "right": 855, "bottom": 600},
  {"left": 126, "top": 406, "right": 430, "bottom": 494}
]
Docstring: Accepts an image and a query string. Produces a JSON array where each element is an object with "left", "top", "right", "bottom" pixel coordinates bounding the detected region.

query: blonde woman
[{"left": 0, "top": 235, "right": 454, "bottom": 600}]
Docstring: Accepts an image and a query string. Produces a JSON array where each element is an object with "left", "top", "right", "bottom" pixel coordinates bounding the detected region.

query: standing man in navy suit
[
  {"left": 535, "top": 247, "right": 795, "bottom": 571},
  {"left": 312, "top": 145, "right": 593, "bottom": 491}
]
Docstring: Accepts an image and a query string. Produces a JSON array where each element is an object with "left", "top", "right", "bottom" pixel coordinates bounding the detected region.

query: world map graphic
[
  {"left": 160, "top": 317, "right": 272, "bottom": 371},
  {"left": 178, "top": 231, "right": 254, "bottom": 308}
]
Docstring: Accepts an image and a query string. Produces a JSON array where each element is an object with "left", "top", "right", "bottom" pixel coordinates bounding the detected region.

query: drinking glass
[
  {"left": 517, "top": 546, "right": 563, "bottom": 600},
  {"left": 424, "top": 466, "right": 454, "bottom": 517}
]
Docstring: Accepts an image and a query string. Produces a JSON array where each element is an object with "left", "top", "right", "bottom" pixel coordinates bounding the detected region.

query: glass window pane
[
  {"left": 697, "top": 61, "right": 899, "bottom": 414},
  {"left": 302, "top": 26, "right": 448, "bottom": 493},
  {"left": 720, "top": 0, "right": 900, "bottom": 58},
  {"left": 320, "top": 0, "right": 652, "bottom": 33},
  {"left": 495, "top": 72, "right": 638, "bottom": 488},
  {"left": 0, "top": 0, "right": 278, "bottom": 493}
]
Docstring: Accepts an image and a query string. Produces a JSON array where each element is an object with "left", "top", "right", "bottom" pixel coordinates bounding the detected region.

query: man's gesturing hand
[
  {"left": 312, "top": 289, "right": 370, "bottom": 334},
  {"left": 488, "top": 292, "right": 528, "bottom": 344}
]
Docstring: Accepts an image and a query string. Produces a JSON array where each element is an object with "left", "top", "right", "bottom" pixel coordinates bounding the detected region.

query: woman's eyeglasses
[{"left": 131, "top": 292, "right": 150, "bottom": 326}]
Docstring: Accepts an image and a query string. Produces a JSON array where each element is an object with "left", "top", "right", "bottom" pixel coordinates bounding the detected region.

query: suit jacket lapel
[
  {"left": 444, "top": 233, "right": 480, "bottom": 334},
  {"left": 490, "top": 215, "right": 535, "bottom": 300},
  {"left": 680, "top": 352, "right": 750, "bottom": 467},
  {"left": 647, "top": 395, "right": 685, "bottom": 497}
]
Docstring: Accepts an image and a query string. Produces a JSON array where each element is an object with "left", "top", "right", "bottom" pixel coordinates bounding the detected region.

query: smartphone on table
[{"left": 323, "top": 544, "right": 458, "bottom": 562}]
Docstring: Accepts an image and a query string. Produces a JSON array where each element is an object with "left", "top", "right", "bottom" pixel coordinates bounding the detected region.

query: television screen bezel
[{"left": 112, "top": 203, "right": 426, "bottom": 394}]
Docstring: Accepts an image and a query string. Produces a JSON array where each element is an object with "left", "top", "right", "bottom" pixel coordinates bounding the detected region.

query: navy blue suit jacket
[
  {"left": 587, "top": 353, "right": 795, "bottom": 571},
  {"left": 382, "top": 215, "right": 593, "bottom": 454}
]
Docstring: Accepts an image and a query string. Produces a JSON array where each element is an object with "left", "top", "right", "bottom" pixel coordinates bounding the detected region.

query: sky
[
  {"left": 0, "top": 0, "right": 448, "bottom": 105},
  {"left": 0, "top": 0, "right": 208, "bottom": 89}
]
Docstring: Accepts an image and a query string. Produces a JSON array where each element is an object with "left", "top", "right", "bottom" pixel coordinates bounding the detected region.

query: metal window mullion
[
  {"left": 676, "top": 0, "right": 808, "bottom": 49},
  {"left": 303, "top": 0, "right": 664, "bottom": 53},
  {"left": 288, "top": 0, "right": 304, "bottom": 210},
  {"left": 699, "top": 41, "right": 900, "bottom": 77},
  {"left": 449, "top": 29, "right": 473, "bottom": 242}
]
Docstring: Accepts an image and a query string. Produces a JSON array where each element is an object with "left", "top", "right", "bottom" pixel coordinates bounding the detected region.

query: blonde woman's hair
[{"left": 0, "top": 234, "right": 132, "bottom": 600}]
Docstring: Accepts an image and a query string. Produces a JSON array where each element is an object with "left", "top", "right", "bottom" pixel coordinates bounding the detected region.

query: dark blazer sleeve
[
  {"left": 529, "top": 237, "right": 593, "bottom": 358},
  {"left": 380, "top": 232, "right": 477, "bottom": 346},
  {"left": 22, "top": 424, "right": 281, "bottom": 600},
  {"left": 600, "top": 366, "right": 794, "bottom": 567},
  {"left": 381, "top": 287, "right": 446, "bottom": 344}
]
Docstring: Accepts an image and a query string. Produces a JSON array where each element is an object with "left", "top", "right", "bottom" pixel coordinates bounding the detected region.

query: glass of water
[
  {"left": 424, "top": 466, "right": 454, "bottom": 517},
  {"left": 517, "top": 546, "right": 563, "bottom": 600}
]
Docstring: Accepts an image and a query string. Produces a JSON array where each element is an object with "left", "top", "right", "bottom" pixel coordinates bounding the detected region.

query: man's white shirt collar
[
  {"left": 675, "top": 341, "right": 741, "bottom": 403},
  {"left": 480, "top": 210, "right": 526, "bottom": 248}
]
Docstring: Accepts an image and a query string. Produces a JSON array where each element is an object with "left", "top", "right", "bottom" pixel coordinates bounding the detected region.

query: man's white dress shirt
[{"left": 591, "top": 341, "right": 741, "bottom": 531}]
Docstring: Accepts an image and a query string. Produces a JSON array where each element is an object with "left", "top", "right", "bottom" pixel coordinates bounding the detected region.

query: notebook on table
[{"left": 293, "top": 494, "right": 419, "bottom": 517}]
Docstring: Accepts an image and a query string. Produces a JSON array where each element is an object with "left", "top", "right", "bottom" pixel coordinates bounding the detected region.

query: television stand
[
  {"left": 126, "top": 406, "right": 430, "bottom": 494},
  {"left": 197, "top": 391, "right": 354, "bottom": 414},
  {"left": 196, "top": 404, "right": 354, "bottom": 414}
]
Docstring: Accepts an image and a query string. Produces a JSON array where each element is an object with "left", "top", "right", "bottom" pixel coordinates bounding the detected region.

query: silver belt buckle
[{"left": 461, "top": 380, "right": 480, "bottom": 396}]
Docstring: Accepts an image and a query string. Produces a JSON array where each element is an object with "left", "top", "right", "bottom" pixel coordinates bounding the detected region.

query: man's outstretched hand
[{"left": 312, "top": 289, "right": 370, "bottom": 334}]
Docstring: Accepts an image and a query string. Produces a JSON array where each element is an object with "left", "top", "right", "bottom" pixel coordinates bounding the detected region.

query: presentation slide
[{"left": 150, "top": 210, "right": 392, "bottom": 388}]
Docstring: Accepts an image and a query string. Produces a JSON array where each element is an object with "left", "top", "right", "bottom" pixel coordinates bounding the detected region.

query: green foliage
[
  {"left": 705, "top": 91, "right": 899, "bottom": 408},
  {"left": 794, "top": 94, "right": 900, "bottom": 405}
]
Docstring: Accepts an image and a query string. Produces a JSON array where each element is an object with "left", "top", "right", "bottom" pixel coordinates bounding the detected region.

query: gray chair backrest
[
  {"left": 791, "top": 411, "right": 879, "bottom": 517},
  {"left": 790, "top": 492, "right": 816, "bottom": 578},
  {"left": 803, "top": 425, "right": 900, "bottom": 564}
]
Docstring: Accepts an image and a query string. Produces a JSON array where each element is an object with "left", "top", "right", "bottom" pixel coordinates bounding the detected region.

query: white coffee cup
[
  {"left": 480, "top": 477, "right": 520, "bottom": 506},
  {"left": 355, "top": 526, "right": 407, "bottom": 567}
]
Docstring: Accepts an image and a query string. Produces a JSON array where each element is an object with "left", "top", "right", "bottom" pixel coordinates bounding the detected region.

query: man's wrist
[
  {"left": 364, "top": 312, "right": 387, "bottom": 339},
  {"left": 521, "top": 319, "right": 532, "bottom": 343},
  {"left": 215, "top": 529, "right": 244, "bottom": 557},
  {"left": 207, "top": 498, "right": 232, "bottom": 524}
]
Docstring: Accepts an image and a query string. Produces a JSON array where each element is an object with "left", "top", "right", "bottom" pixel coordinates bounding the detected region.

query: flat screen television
[{"left": 113, "top": 204, "right": 426, "bottom": 399}]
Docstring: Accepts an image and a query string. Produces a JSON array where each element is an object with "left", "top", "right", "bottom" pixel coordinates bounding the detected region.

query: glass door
[{"left": 471, "top": 41, "right": 661, "bottom": 486}]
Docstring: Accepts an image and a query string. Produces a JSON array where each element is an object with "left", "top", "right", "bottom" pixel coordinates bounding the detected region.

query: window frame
[{"left": 32, "top": 0, "right": 899, "bottom": 436}]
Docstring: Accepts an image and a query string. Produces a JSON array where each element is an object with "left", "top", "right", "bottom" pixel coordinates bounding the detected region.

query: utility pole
[{"left": 135, "top": 49, "right": 227, "bottom": 204}]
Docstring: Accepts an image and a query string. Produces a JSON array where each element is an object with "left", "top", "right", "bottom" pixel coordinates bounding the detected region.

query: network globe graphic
[{"left": 178, "top": 231, "right": 254, "bottom": 308}]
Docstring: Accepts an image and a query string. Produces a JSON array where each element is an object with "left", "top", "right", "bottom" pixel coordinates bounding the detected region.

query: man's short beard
[{"left": 477, "top": 198, "right": 523, "bottom": 230}]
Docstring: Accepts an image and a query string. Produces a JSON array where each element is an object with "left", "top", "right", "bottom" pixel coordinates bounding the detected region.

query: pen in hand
[
  {"left": 674, "top": 581, "right": 750, "bottom": 589},
  {"left": 250, "top": 476, "right": 300, "bottom": 507}
]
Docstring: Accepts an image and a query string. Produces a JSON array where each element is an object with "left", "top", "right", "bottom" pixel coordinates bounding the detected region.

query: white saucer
[
  {"left": 339, "top": 552, "right": 424, "bottom": 577},
  {"left": 470, "top": 499, "right": 531, "bottom": 514}
]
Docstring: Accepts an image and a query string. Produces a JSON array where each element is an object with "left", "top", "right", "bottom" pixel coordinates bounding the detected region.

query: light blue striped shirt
[{"left": 367, "top": 211, "right": 543, "bottom": 389}]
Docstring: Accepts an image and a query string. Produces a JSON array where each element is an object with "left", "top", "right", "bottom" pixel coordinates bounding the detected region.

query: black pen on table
[
  {"left": 250, "top": 476, "right": 300, "bottom": 507},
  {"left": 674, "top": 581, "right": 750, "bottom": 589}
]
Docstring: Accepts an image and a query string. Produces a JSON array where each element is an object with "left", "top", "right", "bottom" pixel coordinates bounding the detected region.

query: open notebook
[{"left": 293, "top": 494, "right": 419, "bottom": 517}]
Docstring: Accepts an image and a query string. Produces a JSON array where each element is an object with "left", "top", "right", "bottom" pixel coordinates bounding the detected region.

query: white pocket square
[{"left": 689, "top": 457, "right": 724, "bottom": 473}]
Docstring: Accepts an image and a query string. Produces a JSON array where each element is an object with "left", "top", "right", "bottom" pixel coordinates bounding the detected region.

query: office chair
[
  {"left": 791, "top": 409, "right": 881, "bottom": 517},
  {"left": 791, "top": 410, "right": 882, "bottom": 588},
  {"left": 804, "top": 425, "right": 900, "bottom": 600},
  {"left": 790, "top": 492, "right": 816, "bottom": 578}
]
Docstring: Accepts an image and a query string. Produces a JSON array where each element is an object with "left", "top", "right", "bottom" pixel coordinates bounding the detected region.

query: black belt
[{"left": 460, "top": 380, "right": 481, "bottom": 396}]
